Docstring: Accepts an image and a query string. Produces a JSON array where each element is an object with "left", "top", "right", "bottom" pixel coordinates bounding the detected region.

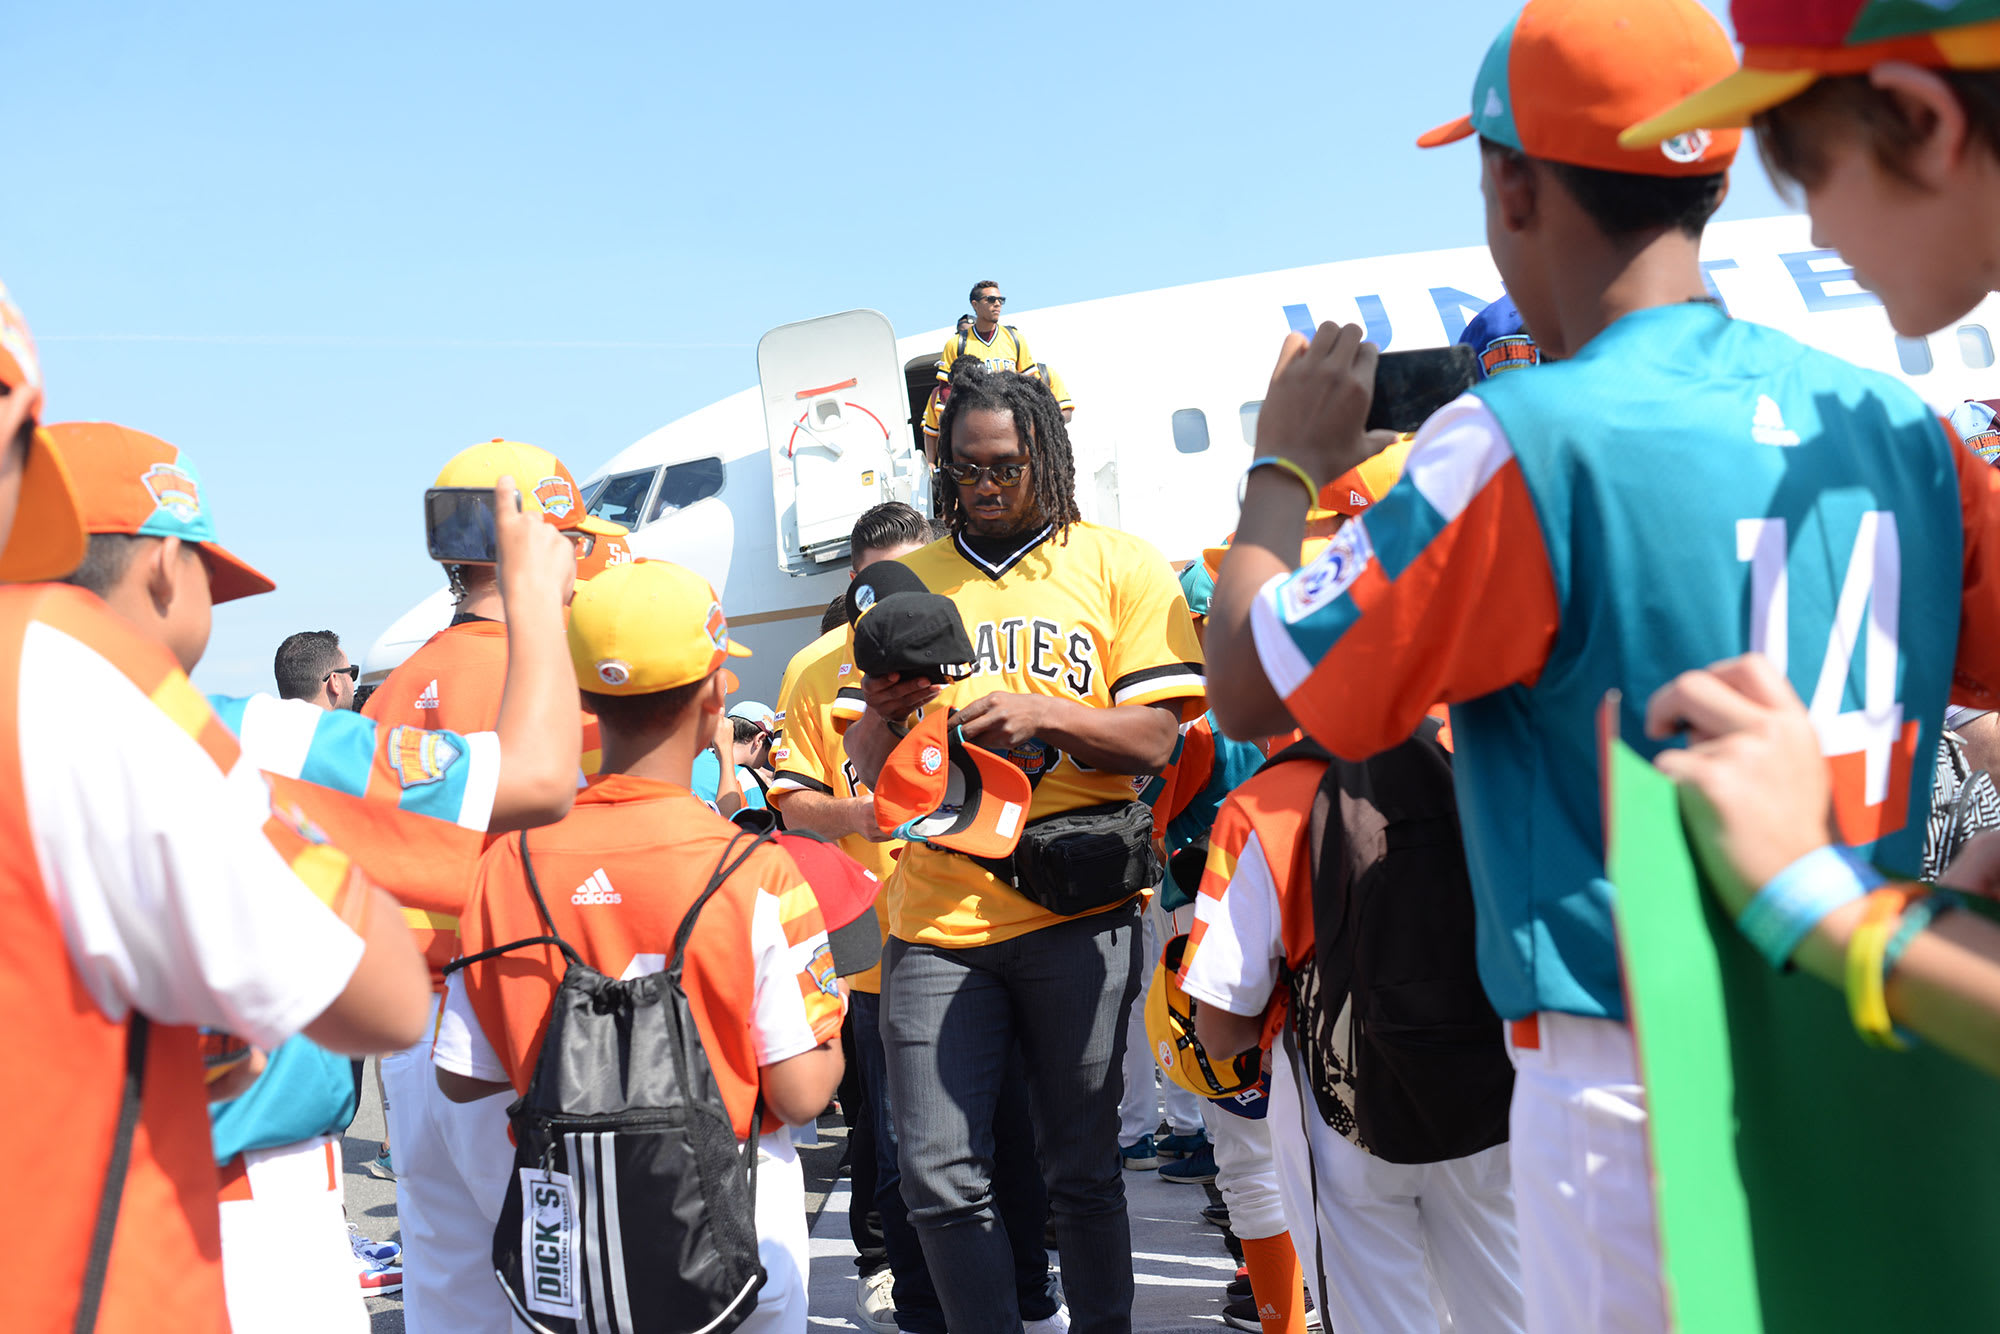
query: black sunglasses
[
  {"left": 941, "top": 461, "right": 1028, "bottom": 487},
  {"left": 975, "top": 295, "right": 1006, "bottom": 305},
  {"left": 324, "top": 665, "right": 360, "bottom": 684}
]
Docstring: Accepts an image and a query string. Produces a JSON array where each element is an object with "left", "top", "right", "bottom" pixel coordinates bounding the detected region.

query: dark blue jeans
[
  {"left": 850, "top": 988, "right": 1057, "bottom": 1332},
  {"left": 883, "top": 900, "right": 1143, "bottom": 1334}
]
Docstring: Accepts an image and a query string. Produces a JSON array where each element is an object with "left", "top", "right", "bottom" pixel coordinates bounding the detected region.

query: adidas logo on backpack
[
  {"left": 413, "top": 679, "right": 440, "bottom": 710},
  {"left": 443, "top": 828, "right": 773, "bottom": 1334},
  {"left": 571, "top": 870, "right": 621, "bottom": 905}
]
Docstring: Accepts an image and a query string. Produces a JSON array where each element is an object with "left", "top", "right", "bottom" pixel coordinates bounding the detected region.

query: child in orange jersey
[
  {"left": 0, "top": 290, "right": 432, "bottom": 1332},
  {"left": 436, "top": 559, "right": 847, "bottom": 1334},
  {"left": 364, "top": 436, "right": 621, "bottom": 1333}
]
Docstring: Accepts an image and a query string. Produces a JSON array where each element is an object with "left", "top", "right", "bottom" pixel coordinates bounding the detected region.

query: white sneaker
[
  {"left": 1023, "top": 1304, "right": 1071, "bottom": 1334},
  {"left": 855, "top": 1267, "right": 897, "bottom": 1334}
]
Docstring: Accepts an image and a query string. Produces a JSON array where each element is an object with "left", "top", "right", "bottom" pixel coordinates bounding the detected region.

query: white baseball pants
[
  {"left": 1506, "top": 1012, "right": 1667, "bottom": 1334},
  {"left": 382, "top": 999, "right": 517, "bottom": 1333},
  {"left": 217, "top": 1136, "right": 367, "bottom": 1334}
]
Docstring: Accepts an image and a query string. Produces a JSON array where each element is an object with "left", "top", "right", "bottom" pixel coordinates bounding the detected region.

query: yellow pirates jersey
[
  {"left": 935, "top": 323, "right": 1035, "bottom": 384},
  {"left": 769, "top": 625, "right": 896, "bottom": 992},
  {"left": 923, "top": 361, "right": 1071, "bottom": 438},
  {"left": 890, "top": 521, "right": 1205, "bottom": 947}
]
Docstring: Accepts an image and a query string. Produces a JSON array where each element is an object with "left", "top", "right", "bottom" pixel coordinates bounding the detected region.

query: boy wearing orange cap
[
  {"left": 1203, "top": 1, "right": 2000, "bottom": 1329},
  {"left": 363, "top": 436, "right": 620, "bottom": 1334},
  {"left": 44, "top": 418, "right": 585, "bottom": 1330},
  {"left": 0, "top": 293, "right": 436, "bottom": 1333},
  {"left": 434, "top": 559, "right": 846, "bottom": 1334}
]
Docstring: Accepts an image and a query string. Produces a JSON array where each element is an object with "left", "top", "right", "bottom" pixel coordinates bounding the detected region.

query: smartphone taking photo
[
  {"left": 424, "top": 486, "right": 520, "bottom": 564},
  {"left": 1367, "top": 345, "right": 1481, "bottom": 435}
]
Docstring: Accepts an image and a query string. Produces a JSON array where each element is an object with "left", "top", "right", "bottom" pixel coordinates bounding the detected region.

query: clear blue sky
[{"left": 5, "top": 1, "right": 1787, "bottom": 696}]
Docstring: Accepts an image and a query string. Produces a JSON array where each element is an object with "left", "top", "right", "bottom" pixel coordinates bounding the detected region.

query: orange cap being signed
[{"left": 873, "top": 709, "right": 1032, "bottom": 860}]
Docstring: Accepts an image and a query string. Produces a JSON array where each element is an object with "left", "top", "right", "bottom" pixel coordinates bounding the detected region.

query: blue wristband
[
  {"left": 1734, "top": 845, "right": 1882, "bottom": 969},
  {"left": 1882, "top": 888, "right": 1964, "bottom": 982}
]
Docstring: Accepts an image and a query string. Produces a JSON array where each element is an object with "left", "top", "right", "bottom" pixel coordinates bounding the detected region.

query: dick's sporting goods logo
[
  {"left": 572, "top": 869, "right": 622, "bottom": 905},
  {"left": 521, "top": 1169, "right": 580, "bottom": 1319}
]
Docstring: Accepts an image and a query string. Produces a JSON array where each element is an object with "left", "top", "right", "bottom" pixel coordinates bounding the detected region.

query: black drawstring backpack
[{"left": 444, "top": 826, "right": 774, "bottom": 1334}]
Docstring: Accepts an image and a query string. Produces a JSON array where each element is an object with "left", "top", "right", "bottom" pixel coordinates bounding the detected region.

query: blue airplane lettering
[
  {"left": 1430, "top": 286, "right": 1497, "bottom": 343},
  {"left": 1282, "top": 298, "right": 1393, "bottom": 349},
  {"left": 1699, "top": 258, "right": 1738, "bottom": 315},
  {"left": 1781, "top": 249, "right": 1882, "bottom": 313}
]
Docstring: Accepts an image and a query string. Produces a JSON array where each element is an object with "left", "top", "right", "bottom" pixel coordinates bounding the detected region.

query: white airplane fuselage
[{"left": 363, "top": 213, "right": 2000, "bottom": 702}]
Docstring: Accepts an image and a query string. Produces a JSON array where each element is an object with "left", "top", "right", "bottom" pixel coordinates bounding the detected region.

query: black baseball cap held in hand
[
  {"left": 850, "top": 567, "right": 977, "bottom": 685},
  {"left": 855, "top": 595, "right": 977, "bottom": 684},
  {"left": 845, "top": 559, "right": 928, "bottom": 627}
]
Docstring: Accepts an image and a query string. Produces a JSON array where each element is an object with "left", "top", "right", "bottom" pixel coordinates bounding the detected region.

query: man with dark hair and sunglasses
[
  {"left": 275, "top": 629, "right": 358, "bottom": 711},
  {"left": 922, "top": 282, "right": 1038, "bottom": 458},
  {"left": 846, "top": 363, "right": 1204, "bottom": 1334}
]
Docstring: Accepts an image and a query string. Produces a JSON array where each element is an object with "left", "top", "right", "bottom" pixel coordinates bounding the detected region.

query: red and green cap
[
  {"left": 1624, "top": 0, "right": 2000, "bottom": 148},
  {"left": 1419, "top": 0, "right": 1742, "bottom": 175}
]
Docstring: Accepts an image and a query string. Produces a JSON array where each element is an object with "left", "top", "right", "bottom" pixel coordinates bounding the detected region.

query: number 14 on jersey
[{"left": 1738, "top": 512, "right": 1921, "bottom": 846}]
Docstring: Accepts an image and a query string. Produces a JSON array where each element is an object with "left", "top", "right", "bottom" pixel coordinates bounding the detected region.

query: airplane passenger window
[
  {"left": 647, "top": 457, "right": 726, "bottom": 522},
  {"left": 1896, "top": 336, "right": 1934, "bottom": 376},
  {"left": 585, "top": 468, "right": 659, "bottom": 531},
  {"left": 1240, "top": 402, "right": 1262, "bottom": 447},
  {"left": 1172, "top": 409, "right": 1210, "bottom": 454},
  {"left": 1960, "top": 325, "right": 1995, "bottom": 370}
]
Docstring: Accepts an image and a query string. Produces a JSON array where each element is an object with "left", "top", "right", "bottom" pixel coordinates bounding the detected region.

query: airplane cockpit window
[
  {"left": 1961, "top": 325, "right": 1995, "bottom": 370},
  {"left": 1896, "top": 336, "right": 1934, "bottom": 377},
  {"left": 584, "top": 468, "right": 659, "bottom": 531},
  {"left": 1240, "top": 402, "right": 1262, "bottom": 447},
  {"left": 646, "top": 457, "right": 726, "bottom": 523},
  {"left": 1172, "top": 409, "right": 1210, "bottom": 454}
]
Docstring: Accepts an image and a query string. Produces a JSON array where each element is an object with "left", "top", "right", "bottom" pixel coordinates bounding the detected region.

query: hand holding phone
[
  {"left": 1254, "top": 323, "right": 1381, "bottom": 490},
  {"left": 425, "top": 485, "right": 521, "bottom": 564},
  {"left": 1365, "top": 346, "right": 1479, "bottom": 435}
]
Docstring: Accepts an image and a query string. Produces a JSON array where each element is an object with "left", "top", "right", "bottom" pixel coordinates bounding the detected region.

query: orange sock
[{"left": 1240, "top": 1232, "right": 1306, "bottom": 1334}]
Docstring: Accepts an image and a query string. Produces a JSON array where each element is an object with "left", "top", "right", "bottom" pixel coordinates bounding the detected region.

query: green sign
[{"left": 1606, "top": 734, "right": 2000, "bottom": 1332}]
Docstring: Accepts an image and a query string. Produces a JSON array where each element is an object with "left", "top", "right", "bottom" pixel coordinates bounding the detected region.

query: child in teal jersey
[
  {"left": 1615, "top": 1, "right": 2000, "bottom": 1073},
  {"left": 1203, "top": 0, "right": 2000, "bottom": 1329}
]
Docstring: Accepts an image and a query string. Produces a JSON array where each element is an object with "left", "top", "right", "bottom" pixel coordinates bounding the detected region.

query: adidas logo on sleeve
[
  {"left": 413, "top": 680, "right": 440, "bottom": 710},
  {"left": 571, "top": 869, "right": 622, "bottom": 905}
]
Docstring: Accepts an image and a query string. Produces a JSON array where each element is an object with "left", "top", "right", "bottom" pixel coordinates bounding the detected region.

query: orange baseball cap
[
  {"left": 873, "top": 708, "right": 1033, "bottom": 859},
  {"left": 1623, "top": 0, "right": 2000, "bottom": 148},
  {"left": 45, "top": 422, "right": 275, "bottom": 602},
  {"left": 1418, "top": 0, "right": 1740, "bottom": 176},
  {"left": 574, "top": 528, "right": 635, "bottom": 581},
  {"left": 433, "top": 440, "right": 627, "bottom": 539},
  {"left": 566, "top": 559, "right": 750, "bottom": 697},
  {"left": 0, "top": 286, "right": 88, "bottom": 583},
  {"left": 1318, "top": 438, "right": 1414, "bottom": 518}
]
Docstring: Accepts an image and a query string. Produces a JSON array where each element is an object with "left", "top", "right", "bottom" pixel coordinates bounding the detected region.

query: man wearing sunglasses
[
  {"left": 923, "top": 281, "right": 1038, "bottom": 457},
  {"left": 847, "top": 361, "right": 1204, "bottom": 1334},
  {"left": 275, "top": 629, "right": 359, "bottom": 712}
]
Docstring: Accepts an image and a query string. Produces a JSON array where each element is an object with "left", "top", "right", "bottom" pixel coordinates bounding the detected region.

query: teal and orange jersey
[{"left": 1252, "top": 302, "right": 2000, "bottom": 1022}]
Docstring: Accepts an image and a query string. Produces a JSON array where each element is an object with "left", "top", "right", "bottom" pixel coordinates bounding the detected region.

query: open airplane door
[{"left": 759, "top": 309, "right": 930, "bottom": 575}]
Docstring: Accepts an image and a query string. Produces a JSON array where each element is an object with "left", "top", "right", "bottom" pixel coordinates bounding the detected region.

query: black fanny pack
[{"left": 970, "top": 800, "right": 1160, "bottom": 917}]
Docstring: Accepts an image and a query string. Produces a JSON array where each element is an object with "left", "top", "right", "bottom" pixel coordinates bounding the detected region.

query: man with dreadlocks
[{"left": 847, "top": 362, "right": 1206, "bottom": 1334}]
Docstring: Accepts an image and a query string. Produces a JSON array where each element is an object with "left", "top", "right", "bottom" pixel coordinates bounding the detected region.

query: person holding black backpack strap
[
  {"left": 434, "top": 560, "right": 847, "bottom": 1334},
  {"left": 1177, "top": 719, "right": 1524, "bottom": 1334}
]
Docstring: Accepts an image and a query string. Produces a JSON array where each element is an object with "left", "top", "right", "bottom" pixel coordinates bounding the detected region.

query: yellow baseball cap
[
  {"left": 567, "top": 559, "right": 751, "bottom": 696},
  {"left": 0, "top": 285, "right": 88, "bottom": 583},
  {"left": 433, "top": 439, "right": 627, "bottom": 539}
]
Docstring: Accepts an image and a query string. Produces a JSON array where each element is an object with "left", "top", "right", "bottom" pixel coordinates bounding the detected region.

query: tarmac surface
[{"left": 343, "top": 1061, "right": 1234, "bottom": 1333}]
